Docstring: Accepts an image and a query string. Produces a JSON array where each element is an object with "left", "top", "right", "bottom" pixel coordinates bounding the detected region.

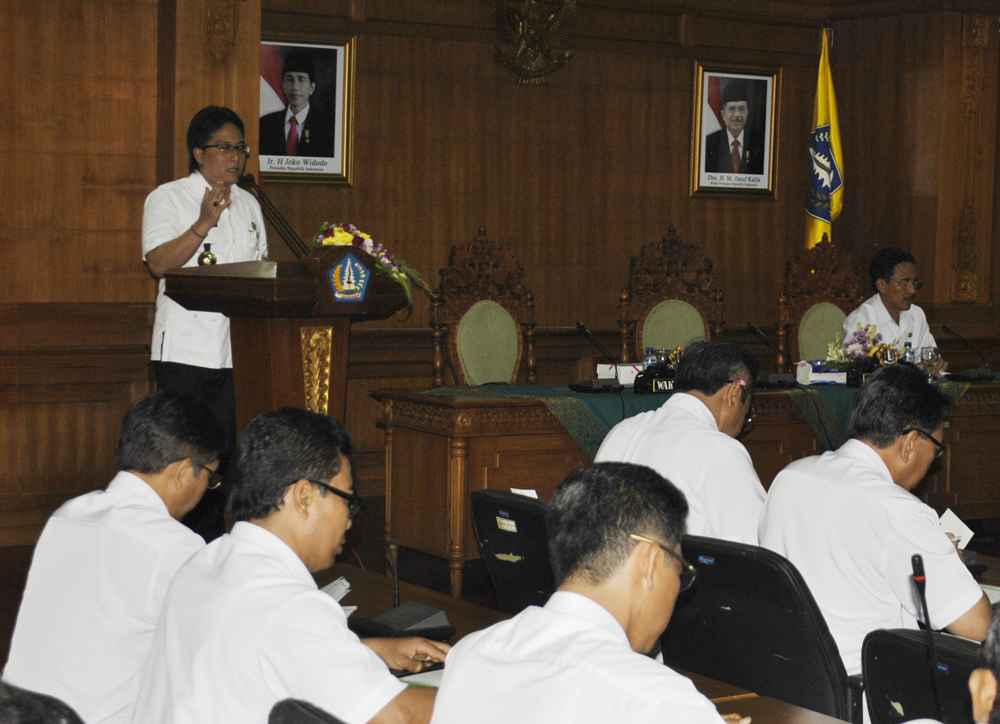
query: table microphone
[
  {"left": 940, "top": 325, "right": 994, "bottom": 378},
  {"left": 912, "top": 554, "right": 944, "bottom": 722},
  {"left": 346, "top": 501, "right": 455, "bottom": 642},
  {"left": 571, "top": 321, "right": 625, "bottom": 393}
]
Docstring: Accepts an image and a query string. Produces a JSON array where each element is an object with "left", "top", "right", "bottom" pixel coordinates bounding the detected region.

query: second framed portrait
[
  {"left": 690, "top": 62, "right": 780, "bottom": 198},
  {"left": 259, "top": 38, "right": 355, "bottom": 184}
]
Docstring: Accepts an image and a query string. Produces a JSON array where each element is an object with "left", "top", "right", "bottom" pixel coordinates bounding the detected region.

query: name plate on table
[{"left": 654, "top": 379, "right": 675, "bottom": 392}]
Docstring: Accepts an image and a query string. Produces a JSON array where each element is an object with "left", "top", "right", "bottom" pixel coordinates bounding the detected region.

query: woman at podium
[{"left": 141, "top": 106, "right": 268, "bottom": 541}]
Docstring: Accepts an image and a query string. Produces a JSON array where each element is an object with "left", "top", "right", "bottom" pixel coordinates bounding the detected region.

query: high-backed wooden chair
[
  {"left": 618, "top": 226, "right": 724, "bottom": 363},
  {"left": 776, "top": 235, "right": 866, "bottom": 372},
  {"left": 431, "top": 228, "right": 536, "bottom": 386}
]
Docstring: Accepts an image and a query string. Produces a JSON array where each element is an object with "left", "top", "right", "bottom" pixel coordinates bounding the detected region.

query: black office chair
[
  {"left": 270, "top": 699, "right": 347, "bottom": 724},
  {"left": 469, "top": 489, "right": 555, "bottom": 615},
  {"left": 863, "top": 628, "right": 982, "bottom": 724},
  {"left": 660, "top": 535, "right": 863, "bottom": 723},
  {"left": 0, "top": 680, "right": 85, "bottom": 724}
]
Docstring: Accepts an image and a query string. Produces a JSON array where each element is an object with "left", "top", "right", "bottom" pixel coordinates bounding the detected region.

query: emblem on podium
[{"left": 329, "top": 253, "right": 369, "bottom": 302}]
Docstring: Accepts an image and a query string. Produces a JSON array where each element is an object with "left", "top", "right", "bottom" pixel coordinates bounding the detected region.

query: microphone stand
[
  {"left": 571, "top": 322, "right": 625, "bottom": 393},
  {"left": 747, "top": 323, "right": 796, "bottom": 386},
  {"left": 911, "top": 554, "right": 944, "bottom": 722},
  {"left": 941, "top": 325, "right": 993, "bottom": 376},
  {"left": 238, "top": 173, "right": 312, "bottom": 261}
]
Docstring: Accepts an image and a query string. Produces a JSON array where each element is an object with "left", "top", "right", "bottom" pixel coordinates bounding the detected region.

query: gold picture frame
[
  {"left": 258, "top": 36, "right": 355, "bottom": 185},
  {"left": 690, "top": 61, "right": 781, "bottom": 199}
]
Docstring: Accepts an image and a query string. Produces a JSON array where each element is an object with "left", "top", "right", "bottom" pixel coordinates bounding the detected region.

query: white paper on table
[
  {"left": 939, "top": 508, "right": 974, "bottom": 550},
  {"left": 400, "top": 668, "right": 445, "bottom": 688},
  {"left": 320, "top": 576, "right": 351, "bottom": 601},
  {"left": 510, "top": 488, "right": 538, "bottom": 499}
]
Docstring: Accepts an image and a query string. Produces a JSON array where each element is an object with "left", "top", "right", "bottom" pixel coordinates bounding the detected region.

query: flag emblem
[{"left": 806, "top": 124, "right": 843, "bottom": 223}]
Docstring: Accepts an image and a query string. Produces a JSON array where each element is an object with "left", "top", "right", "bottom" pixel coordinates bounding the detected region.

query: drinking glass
[{"left": 921, "top": 347, "right": 940, "bottom": 380}]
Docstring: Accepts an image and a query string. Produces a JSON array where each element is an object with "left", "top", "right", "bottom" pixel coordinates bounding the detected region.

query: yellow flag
[{"left": 805, "top": 28, "right": 844, "bottom": 248}]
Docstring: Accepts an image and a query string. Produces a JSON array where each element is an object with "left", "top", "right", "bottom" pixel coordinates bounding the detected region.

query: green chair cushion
[
  {"left": 799, "top": 302, "right": 846, "bottom": 361},
  {"left": 456, "top": 300, "right": 520, "bottom": 385},
  {"left": 642, "top": 300, "right": 707, "bottom": 352}
]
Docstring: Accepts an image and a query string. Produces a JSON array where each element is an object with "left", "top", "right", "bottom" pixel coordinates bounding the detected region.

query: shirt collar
[
  {"left": 230, "top": 521, "right": 317, "bottom": 588},
  {"left": 838, "top": 438, "right": 895, "bottom": 484},
  {"left": 106, "top": 470, "right": 171, "bottom": 516},
  {"left": 667, "top": 392, "right": 719, "bottom": 431},
  {"left": 727, "top": 128, "right": 744, "bottom": 146},
  {"left": 545, "top": 591, "right": 631, "bottom": 647},
  {"left": 285, "top": 105, "right": 311, "bottom": 125},
  {"left": 872, "top": 292, "right": 911, "bottom": 328}
]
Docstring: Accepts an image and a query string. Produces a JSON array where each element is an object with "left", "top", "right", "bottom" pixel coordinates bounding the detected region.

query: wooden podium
[{"left": 164, "top": 246, "right": 407, "bottom": 428}]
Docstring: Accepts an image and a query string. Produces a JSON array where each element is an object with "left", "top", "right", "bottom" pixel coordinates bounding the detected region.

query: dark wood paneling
[{"left": 0, "top": 304, "right": 152, "bottom": 545}]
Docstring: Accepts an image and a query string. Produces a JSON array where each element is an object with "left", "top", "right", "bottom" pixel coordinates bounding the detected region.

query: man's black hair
[
  {"left": 981, "top": 616, "right": 1000, "bottom": 724},
  {"left": 870, "top": 246, "right": 916, "bottom": 292},
  {"left": 674, "top": 339, "right": 760, "bottom": 398},
  {"left": 186, "top": 105, "right": 245, "bottom": 174},
  {"left": 117, "top": 391, "right": 226, "bottom": 474},
  {"left": 547, "top": 462, "right": 688, "bottom": 587},
  {"left": 848, "top": 364, "right": 951, "bottom": 448},
  {"left": 227, "top": 407, "right": 353, "bottom": 523},
  {"left": 720, "top": 80, "right": 750, "bottom": 109},
  {"left": 281, "top": 49, "right": 315, "bottom": 83}
]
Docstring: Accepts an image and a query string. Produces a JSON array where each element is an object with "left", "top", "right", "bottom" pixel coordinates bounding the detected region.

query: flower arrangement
[
  {"left": 313, "top": 222, "right": 432, "bottom": 307},
  {"left": 826, "top": 322, "right": 903, "bottom": 372}
]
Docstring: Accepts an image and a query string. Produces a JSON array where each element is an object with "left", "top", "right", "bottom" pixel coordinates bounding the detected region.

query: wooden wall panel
[
  {"left": 260, "top": 4, "right": 821, "bottom": 336},
  {"left": 0, "top": 304, "right": 152, "bottom": 545},
  {"left": 0, "top": 0, "right": 158, "bottom": 306}
]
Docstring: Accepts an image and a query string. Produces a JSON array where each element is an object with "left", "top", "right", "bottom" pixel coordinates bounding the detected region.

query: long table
[
  {"left": 374, "top": 383, "right": 1000, "bottom": 597},
  {"left": 318, "top": 562, "right": 848, "bottom": 723}
]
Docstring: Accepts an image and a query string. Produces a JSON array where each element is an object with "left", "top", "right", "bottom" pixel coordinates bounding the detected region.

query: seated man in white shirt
[
  {"left": 432, "top": 462, "right": 747, "bottom": 724},
  {"left": 132, "top": 407, "right": 449, "bottom": 724},
  {"left": 759, "top": 364, "right": 989, "bottom": 679},
  {"left": 2, "top": 391, "right": 226, "bottom": 724},
  {"left": 842, "top": 246, "right": 946, "bottom": 372},
  {"left": 595, "top": 340, "right": 764, "bottom": 544}
]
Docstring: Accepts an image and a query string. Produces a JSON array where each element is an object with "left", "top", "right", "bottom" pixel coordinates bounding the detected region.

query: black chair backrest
[
  {"left": 469, "top": 489, "right": 555, "bottom": 615},
  {"left": 0, "top": 681, "right": 85, "bottom": 724},
  {"left": 660, "top": 535, "right": 852, "bottom": 721},
  {"left": 863, "top": 628, "right": 981, "bottom": 724},
  {"left": 269, "top": 699, "right": 347, "bottom": 724}
]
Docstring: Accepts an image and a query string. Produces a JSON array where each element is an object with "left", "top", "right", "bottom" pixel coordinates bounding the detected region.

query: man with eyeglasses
[
  {"left": 843, "top": 246, "right": 946, "bottom": 373},
  {"left": 595, "top": 339, "right": 764, "bottom": 545},
  {"left": 141, "top": 105, "right": 268, "bottom": 542},
  {"left": 759, "top": 364, "right": 989, "bottom": 682},
  {"left": 133, "top": 407, "right": 448, "bottom": 724},
  {"left": 3, "top": 392, "right": 226, "bottom": 724},
  {"left": 432, "top": 462, "right": 747, "bottom": 724}
]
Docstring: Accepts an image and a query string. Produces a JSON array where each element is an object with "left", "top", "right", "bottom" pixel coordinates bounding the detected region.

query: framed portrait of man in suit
[
  {"left": 259, "top": 38, "right": 355, "bottom": 184},
  {"left": 690, "top": 63, "right": 780, "bottom": 198}
]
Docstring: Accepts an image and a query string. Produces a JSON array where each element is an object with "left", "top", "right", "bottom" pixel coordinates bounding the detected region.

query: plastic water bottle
[
  {"left": 643, "top": 347, "right": 657, "bottom": 370},
  {"left": 903, "top": 342, "right": 914, "bottom": 364}
]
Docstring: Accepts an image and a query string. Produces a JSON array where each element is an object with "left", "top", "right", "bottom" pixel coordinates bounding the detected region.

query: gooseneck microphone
[
  {"left": 238, "top": 173, "right": 312, "bottom": 260},
  {"left": 941, "top": 324, "right": 991, "bottom": 372},
  {"left": 747, "top": 322, "right": 786, "bottom": 361},
  {"left": 572, "top": 322, "right": 625, "bottom": 393},
  {"left": 911, "top": 554, "right": 944, "bottom": 722}
]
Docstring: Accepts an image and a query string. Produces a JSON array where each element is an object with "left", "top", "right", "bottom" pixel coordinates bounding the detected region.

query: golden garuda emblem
[{"left": 494, "top": 0, "right": 577, "bottom": 85}]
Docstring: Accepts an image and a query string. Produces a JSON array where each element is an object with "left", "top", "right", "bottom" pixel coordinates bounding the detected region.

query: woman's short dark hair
[
  {"left": 227, "top": 407, "right": 353, "bottom": 523},
  {"left": 117, "top": 391, "right": 227, "bottom": 474},
  {"left": 547, "top": 462, "right": 688, "bottom": 587},
  {"left": 186, "top": 105, "right": 245, "bottom": 174},
  {"left": 675, "top": 340, "right": 760, "bottom": 397},
  {"left": 848, "top": 364, "right": 951, "bottom": 448},
  {"left": 870, "top": 246, "right": 916, "bottom": 291}
]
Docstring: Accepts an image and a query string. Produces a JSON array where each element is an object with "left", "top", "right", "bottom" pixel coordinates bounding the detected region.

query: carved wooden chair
[
  {"left": 431, "top": 228, "right": 536, "bottom": 386},
  {"left": 618, "top": 226, "right": 724, "bottom": 363},
  {"left": 776, "top": 235, "right": 866, "bottom": 372}
]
